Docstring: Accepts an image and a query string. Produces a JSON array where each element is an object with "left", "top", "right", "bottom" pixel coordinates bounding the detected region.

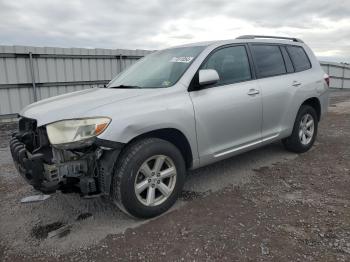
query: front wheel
[
  {"left": 110, "top": 138, "right": 186, "bottom": 218},
  {"left": 283, "top": 105, "right": 318, "bottom": 153}
]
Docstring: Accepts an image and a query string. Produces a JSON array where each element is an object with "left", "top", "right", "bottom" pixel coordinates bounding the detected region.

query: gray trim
[
  {"left": 0, "top": 113, "right": 18, "bottom": 120},
  {"left": 330, "top": 76, "right": 350, "bottom": 80},
  {"left": 320, "top": 62, "right": 350, "bottom": 70},
  {"left": 0, "top": 53, "right": 144, "bottom": 59},
  {"left": 0, "top": 80, "right": 110, "bottom": 89}
]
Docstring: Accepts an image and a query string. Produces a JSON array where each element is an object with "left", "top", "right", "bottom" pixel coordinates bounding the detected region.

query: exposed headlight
[{"left": 46, "top": 117, "right": 111, "bottom": 145}]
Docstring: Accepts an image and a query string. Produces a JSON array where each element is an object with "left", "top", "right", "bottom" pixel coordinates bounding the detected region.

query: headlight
[{"left": 46, "top": 117, "right": 111, "bottom": 145}]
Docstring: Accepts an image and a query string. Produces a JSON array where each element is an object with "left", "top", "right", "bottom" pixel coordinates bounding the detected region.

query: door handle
[
  {"left": 247, "top": 89, "right": 260, "bottom": 96},
  {"left": 292, "top": 81, "right": 302, "bottom": 87}
]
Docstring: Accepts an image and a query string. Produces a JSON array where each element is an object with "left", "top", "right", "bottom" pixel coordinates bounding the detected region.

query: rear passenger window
[
  {"left": 251, "top": 45, "right": 286, "bottom": 78},
  {"left": 286, "top": 46, "right": 311, "bottom": 72},
  {"left": 202, "top": 46, "right": 251, "bottom": 85}
]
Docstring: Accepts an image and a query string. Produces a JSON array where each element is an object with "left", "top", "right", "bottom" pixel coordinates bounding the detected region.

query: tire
[
  {"left": 110, "top": 137, "right": 186, "bottom": 218},
  {"left": 283, "top": 105, "right": 318, "bottom": 153}
]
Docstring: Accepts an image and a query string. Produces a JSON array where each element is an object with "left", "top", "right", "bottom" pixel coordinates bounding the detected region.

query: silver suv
[{"left": 10, "top": 35, "right": 329, "bottom": 218}]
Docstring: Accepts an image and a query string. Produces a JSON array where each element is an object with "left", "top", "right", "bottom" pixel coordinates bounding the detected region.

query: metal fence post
[
  {"left": 342, "top": 66, "right": 345, "bottom": 89},
  {"left": 28, "top": 52, "right": 37, "bottom": 101},
  {"left": 119, "top": 54, "right": 123, "bottom": 72}
]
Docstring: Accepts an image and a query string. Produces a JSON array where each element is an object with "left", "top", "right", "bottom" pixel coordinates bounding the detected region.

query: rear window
[
  {"left": 286, "top": 46, "right": 311, "bottom": 72},
  {"left": 251, "top": 45, "right": 286, "bottom": 78}
]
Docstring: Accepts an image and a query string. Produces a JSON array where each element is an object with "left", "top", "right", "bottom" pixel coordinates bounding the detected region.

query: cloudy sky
[{"left": 0, "top": 0, "right": 349, "bottom": 62}]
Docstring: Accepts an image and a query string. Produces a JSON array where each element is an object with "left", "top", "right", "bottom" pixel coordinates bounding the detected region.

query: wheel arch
[
  {"left": 124, "top": 128, "right": 194, "bottom": 169},
  {"left": 301, "top": 97, "right": 321, "bottom": 121}
]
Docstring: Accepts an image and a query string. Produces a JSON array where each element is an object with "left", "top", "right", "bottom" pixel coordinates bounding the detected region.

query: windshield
[{"left": 108, "top": 46, "right": 205, "bottom": 88}]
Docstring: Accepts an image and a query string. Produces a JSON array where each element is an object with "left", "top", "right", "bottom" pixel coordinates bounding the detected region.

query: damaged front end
[{"left": 10, "top": 117, "right": 122, "bottom": 196}]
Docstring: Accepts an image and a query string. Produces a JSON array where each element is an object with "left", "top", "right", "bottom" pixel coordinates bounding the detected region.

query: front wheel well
[
  {"left": 302, "top": 97, "right": 321, "bottom": 121},
  {"left": 126, "top": 128, "right": 193, "bottom": 169}
]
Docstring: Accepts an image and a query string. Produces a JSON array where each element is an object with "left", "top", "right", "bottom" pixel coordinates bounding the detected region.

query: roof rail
[{"left": 236, "top": 35, "right": 304, "bottom": 43}]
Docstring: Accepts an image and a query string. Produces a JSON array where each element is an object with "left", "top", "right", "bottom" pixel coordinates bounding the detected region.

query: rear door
[
  {"left": 189, "top": 45, "right": 262, "bottom": 162},
  {"left": 249, "top": 44, "right": 296, "bottom": 139}
]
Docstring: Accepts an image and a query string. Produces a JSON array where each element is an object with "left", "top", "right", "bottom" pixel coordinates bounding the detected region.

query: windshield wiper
[{"left": 110, "top": 85, "right": 141, "bottom": 89}]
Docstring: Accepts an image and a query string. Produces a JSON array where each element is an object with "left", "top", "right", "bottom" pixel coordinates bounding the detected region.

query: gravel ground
[{"left": 0, "top": 90, "right": 349, "bottom": 261}]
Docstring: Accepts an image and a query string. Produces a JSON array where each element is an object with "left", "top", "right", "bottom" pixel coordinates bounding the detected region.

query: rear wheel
[
  {"left": 110, "top": 138, "right": 186, "bottom": 218},
  {"left": 283, "top": 105, "right": 318, "bottom": 153}
]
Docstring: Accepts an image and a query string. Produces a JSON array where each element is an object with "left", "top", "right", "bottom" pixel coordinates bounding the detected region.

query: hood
[{"left": 21, "top": 88, "right": 158, "bottom": 126}]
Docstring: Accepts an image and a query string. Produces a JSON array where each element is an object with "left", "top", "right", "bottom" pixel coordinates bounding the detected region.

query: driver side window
[{"left": 202, "top": 45, "right": 252, "bottom": 86}]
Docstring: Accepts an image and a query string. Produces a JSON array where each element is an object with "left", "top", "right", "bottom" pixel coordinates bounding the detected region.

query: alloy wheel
[
  {"left": 299, "top": 113, "right": 314, "bottom": 145},
  {"left": 134, "top": 155, "right": 177, "bottom": 206}
]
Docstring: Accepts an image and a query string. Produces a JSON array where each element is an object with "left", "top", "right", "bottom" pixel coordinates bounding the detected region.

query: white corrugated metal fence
[
  {"left": 320, "top": 62, "right": 350, "bottom": 89},
  {"left": 0, "top": 45, "right": 152, "bottom": 117}
]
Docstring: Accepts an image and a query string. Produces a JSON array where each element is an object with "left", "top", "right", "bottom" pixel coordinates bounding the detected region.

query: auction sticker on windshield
[{"left": 170, "top": 56, "right": 194, "bottom": 63}]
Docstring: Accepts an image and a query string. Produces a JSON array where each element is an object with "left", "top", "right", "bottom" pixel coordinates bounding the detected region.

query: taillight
[{"left": 324, "top": 74, "right": 330, "bottom": 87}]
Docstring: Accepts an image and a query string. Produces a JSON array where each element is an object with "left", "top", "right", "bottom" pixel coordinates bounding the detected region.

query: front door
[{"left": 189, "top": 45, "right": 262, "bottom": 163}]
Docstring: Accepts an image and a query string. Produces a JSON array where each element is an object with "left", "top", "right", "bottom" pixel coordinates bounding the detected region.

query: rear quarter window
[{"left": 286, "top": 46, "right": 311, "bottom": 72}]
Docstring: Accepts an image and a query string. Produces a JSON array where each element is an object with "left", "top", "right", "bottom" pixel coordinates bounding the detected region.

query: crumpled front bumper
[
  {"left": 10, "top": 133, "right": 59, "bottom": 193},
  {"left": 10, "top": 129, "right": 123, "bottom": 195}
]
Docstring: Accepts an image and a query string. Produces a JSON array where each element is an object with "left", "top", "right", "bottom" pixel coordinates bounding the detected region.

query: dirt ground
[{"left": 1, "top": 90, "right": 350, "bottom": 261}]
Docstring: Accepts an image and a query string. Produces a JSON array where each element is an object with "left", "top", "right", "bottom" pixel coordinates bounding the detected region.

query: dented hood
[{"left": 20, "top": 88, "right": 157, "bottom": 126}]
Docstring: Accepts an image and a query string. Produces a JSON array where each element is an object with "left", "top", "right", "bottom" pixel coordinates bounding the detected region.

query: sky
[{"left": 0, "top": 0, "right": 349, "bottom": 62}]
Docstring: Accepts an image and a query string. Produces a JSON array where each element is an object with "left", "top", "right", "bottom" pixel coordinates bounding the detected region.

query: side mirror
[{"left": 198, "top": 69, "right": 220, "bottom": 86}]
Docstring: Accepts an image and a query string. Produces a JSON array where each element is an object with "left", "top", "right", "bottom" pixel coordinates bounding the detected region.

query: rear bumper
[
  {"left": 319, "top": 90, "right": 330, "bottom": 120},
  {"left": 10, "top": 133, "right": 58, "bottom": 193}
]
